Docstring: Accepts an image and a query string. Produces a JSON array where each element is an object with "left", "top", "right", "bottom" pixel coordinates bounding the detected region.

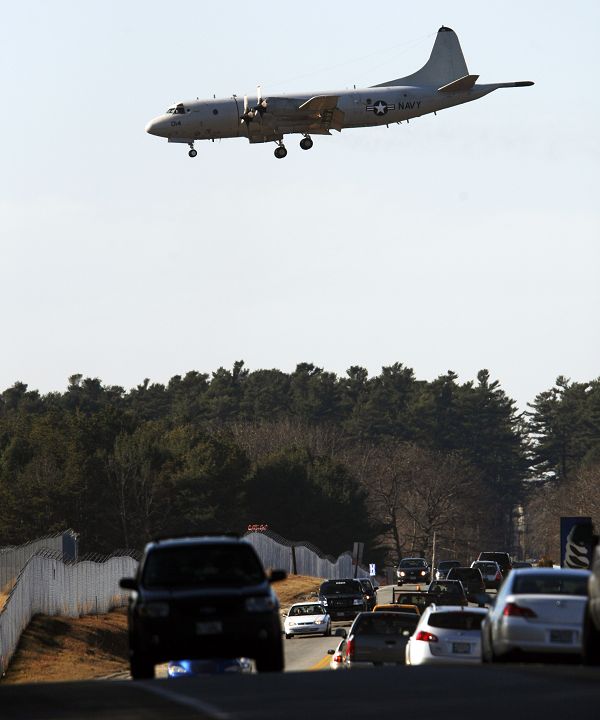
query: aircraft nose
[{"left": 145, "top": 118, "right": 160, "bottom": 135}]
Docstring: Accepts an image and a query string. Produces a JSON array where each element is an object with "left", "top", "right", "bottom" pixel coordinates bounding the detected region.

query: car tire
[
  {"left": 482, "top": 627, "right": 505, "bottom": 664},
  {"left": 582, "top": 605, "right": 600, "bottom": 665},
  {"left": 256, "top": 639, "right": 285, "bottom": 673},
  {"left": 130, "top": 653, "right": 155, "bottom": 680},
  {"left": 285, "top": 633, "right": 292, "bottom": 639}
]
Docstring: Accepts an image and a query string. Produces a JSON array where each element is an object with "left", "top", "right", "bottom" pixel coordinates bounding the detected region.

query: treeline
[
  {"left": 525, "top": 376, "right": 600, "bottom": 560},
  {"left": 0, "top": 362, "right": 597, "bottom": 564}
]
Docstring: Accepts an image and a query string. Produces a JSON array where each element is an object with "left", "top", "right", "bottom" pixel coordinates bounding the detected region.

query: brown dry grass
[
  {"left": 1, "top": 580, "right": 15, "bottom": 611},
  {"left": 1, "top": 608, "right": 129, "bottom": 685},
  {"left": 1, "top": 574, "right": 321, "bottom": 684}
]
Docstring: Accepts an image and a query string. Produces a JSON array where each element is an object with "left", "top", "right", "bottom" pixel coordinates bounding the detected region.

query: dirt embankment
[{"left": 1, "top": 574, "right": 322, "bottom": 685}]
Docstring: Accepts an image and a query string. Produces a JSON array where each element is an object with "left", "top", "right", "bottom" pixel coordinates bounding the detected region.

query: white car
[
  {"left": 284, "top": 602, "right": 331, "bottom": 639},
  {"left": 481, "top": 567, "right": 590, "bottom": 662},
  {"left": 405, "top": 605, "right": 487, "bottom": 665}
]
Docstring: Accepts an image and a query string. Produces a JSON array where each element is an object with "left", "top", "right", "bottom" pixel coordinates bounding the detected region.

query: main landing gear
[
  {"left": 299, "top": 135, "right": 313, "bottom": 150},
  {"left": 274, "top": 141, "right": 287, "bottom": 159},
  {"left": 188, "top": 142, "right": 197, "bottom": 158}
]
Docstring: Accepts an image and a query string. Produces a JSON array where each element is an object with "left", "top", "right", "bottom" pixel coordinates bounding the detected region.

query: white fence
[
  {"left": 0, "top": 531, "right": 77, "bottom": 593},
  {"left": 0, "top": 553, "right": 138, "bottom": 676},
  {"left": 244, "top": 531, "right": 369, "bottom": 580}
]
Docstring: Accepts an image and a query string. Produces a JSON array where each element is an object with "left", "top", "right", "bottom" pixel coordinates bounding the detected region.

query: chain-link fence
[
  {"left": 0, "top": 548, "right": 139, "bottom": 676},
  {"left": 0, "top": 530, "right": 79, "bottom": 594},
  {"left": 243, "top": 529, "right": 369, "bottom": 580}
]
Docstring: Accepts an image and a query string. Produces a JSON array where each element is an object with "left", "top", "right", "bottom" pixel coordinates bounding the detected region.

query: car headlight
[
  {"left": 399, "top": 571, "right": 406, "bottom": 577},
  {"left": 288, "top": 621, "right": 297, "bottom": 627},
  {"left": 353, "top": 599, "right": 364, "bottom": 605},
  {"left": 321, "top": 598, "right": 328, "bottom": 605},
  {"left": 314, "top": 620, "right": 323, "bottom": 625},
  {"left": 138, "top": 602, "right": 170, "bottom": 618},
  {"left": 420, "top": 571, "right": 426, "bottom": 576},
  {"left": 168, "top": 664, "right": 188, "bottom": 676},
  {"left": 245, "top": 596, "right": 276, "bottom": 612}
]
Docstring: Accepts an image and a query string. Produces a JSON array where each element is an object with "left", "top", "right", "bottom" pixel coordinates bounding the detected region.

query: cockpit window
[
  {"left": 166, "top": 105, "right": 185, "bottom": 115},
  {"left": 166, "top": 108, "right": 175, "bottom": 114}
]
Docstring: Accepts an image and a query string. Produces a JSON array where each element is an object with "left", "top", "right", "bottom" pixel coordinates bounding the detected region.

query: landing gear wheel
[
  {"left": 188, "top": 149, "right": 198, "bottom": 158},
  {"left": 300, "top": 136, "right": 313, "bottom": 150},
  {"left": 274, "top": 145, "right": 287, "bottom": 159}
]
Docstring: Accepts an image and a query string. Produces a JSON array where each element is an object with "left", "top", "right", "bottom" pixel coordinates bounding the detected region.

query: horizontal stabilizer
[{"left": 438, "top": 74, "right": 479, "bottom": 92}]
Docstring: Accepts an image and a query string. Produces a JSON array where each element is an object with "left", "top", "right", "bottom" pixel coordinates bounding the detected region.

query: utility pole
[{"left": 431, "top": 531, "right": 437, "bottom": 577}]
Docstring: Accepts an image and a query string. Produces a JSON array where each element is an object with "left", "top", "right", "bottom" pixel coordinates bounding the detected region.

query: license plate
[
  {"left": 196, "top": 621, "right": 223, "bottom": 635},
  {"left": 452, "top": 642, "right": 471, "bottom": 654},
  {"left": 549, "top": 629, "right": 573, "bottom": 644}
]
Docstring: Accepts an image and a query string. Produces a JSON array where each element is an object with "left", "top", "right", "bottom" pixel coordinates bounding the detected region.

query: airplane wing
[
  {"left": 297, "top": 95, "right": 345, "bottom": 132},
  {"left": 244, "top": 95, "right": 345, "bottom": 143}
]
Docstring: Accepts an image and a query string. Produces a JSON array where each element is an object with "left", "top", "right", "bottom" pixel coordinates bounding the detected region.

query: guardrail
[
  {"left": 243, "top": 529, "right": 369, "bottom": 580},
  {"left": 0, "top": 549, "right": 139, "bottom": 677},
  {"left": 0, "top": 530, "right": 79, "bottom": 594}
]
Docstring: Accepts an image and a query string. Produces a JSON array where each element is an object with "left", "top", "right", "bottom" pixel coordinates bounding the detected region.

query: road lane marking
[
  {"left": 137, "top": 681, "right": 232, "bottom": 719},
  {"left": 309, "top": 655, "right": 331, "bottom": 671}
]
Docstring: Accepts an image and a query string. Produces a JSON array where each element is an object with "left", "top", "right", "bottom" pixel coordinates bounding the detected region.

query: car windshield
[
  {"left": 439, "top": 561, "right": 460, "bottom": 569},
  {"left": 142, "top": 544, "right": 265, "bottom": 588},
  {"left": 428, "top": 612, "right": 484, "bottom": 630},
  {"left": 289, "top": 604, "right": 325, "bottom": 617},
  {"left": 354, "top": 614, "right": 418, "bottom": 635},
  {"left": 512, "top": 573, "right": 589, "bottom": 596},
  {"left": 320, "top": 580, "right": 361, "bottom": 594},
  {"left": 449, "top": 568, "right": 480, "bottom": 579},
  {"left": 399, "top": 559, "right": 426, "bottom": 568}
]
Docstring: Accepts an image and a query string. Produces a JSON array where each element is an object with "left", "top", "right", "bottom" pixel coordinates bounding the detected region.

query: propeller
[{"left": 240, "top": 85, "right": 267, "bottom": 124}]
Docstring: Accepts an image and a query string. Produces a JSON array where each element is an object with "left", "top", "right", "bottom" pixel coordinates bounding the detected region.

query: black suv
[
  {"left": 318, "top": 579, "right": 367, "bottom": 620},
  {"left": 120, "top": 535, "right": 286, "bottom": 679}
]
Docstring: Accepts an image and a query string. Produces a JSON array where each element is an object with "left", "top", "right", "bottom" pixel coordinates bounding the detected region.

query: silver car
[{"left": 481, "top": 568, "right": 590, "bottom": 662}]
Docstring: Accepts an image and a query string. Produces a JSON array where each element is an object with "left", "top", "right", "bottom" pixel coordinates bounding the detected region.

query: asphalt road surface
[{"left": 2, "top": 664, "right": 599, "bottom": 720}]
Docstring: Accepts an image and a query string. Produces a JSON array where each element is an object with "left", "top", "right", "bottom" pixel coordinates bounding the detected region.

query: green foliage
[{"left": 0, "top": 361, "right": 551, "bottom": 559}]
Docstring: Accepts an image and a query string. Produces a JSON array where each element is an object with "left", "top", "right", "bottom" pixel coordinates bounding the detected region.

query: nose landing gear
[
  {"left": 299, "top": 135, "right": 313, "bottom": 150},
  {"left": 188, "top": 142, "right": 197, "bottom": 158}
]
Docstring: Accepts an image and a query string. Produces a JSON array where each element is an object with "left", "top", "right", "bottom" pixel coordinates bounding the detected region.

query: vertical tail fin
[{"left": 373, "top": 27, "right": 469, "bottom": 88}]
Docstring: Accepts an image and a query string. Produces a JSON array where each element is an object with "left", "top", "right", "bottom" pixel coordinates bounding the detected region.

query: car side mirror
[
  {"left": 334, "top": 628, "right": 347, "bottom": 638},
  {"left": 269, "top": 569, "right": 287, "bottom": 583},
  {"left": 119, "top": 577, "right": 137, "bottom": 590},
  {"left": 327, "top": 649, "right": 335, "bottom": 655}
]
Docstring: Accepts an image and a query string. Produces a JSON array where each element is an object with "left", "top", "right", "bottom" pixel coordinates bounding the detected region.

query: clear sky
[{"left": 1, "top": 1, "right": 598, "bottom": 409}]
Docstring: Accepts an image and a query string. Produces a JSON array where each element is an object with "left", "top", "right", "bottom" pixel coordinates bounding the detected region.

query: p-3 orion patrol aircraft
[{"left": 145, "top": 26, "right": 533, "bottom": 159}]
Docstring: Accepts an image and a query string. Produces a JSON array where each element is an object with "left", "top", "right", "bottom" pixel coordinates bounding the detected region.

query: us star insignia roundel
[{"left": 366, "top": 100, "right": 395, "bottom": 115}]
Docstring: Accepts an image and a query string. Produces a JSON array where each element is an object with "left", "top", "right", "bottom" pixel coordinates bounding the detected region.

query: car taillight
[
  {"left": 333, "top": 653, "right": 343, "bottom": 663},
  {"left": 346, "top": 638, "right": 354, "bottom": 659},
  {"left": 495, "top": 571, "right": 502, "bottom": 581},
  {"left": 503, "top": 602, "right": 537, "bottom": 618},
  {"left": 415, "top": 631, "right": 438, "bottom": 642}
]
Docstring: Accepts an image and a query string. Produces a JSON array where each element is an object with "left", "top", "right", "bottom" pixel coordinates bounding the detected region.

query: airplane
[{"left": 145, "top": 26, "right": 533, "bottom": 159}]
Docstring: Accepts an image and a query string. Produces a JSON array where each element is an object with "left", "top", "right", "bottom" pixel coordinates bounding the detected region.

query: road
[
  {"left": 12, "top": 581, "right": 596, "bottom": 720},
  {"left": 1, "top": 664, "right": 599, "bottom": 719}
]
